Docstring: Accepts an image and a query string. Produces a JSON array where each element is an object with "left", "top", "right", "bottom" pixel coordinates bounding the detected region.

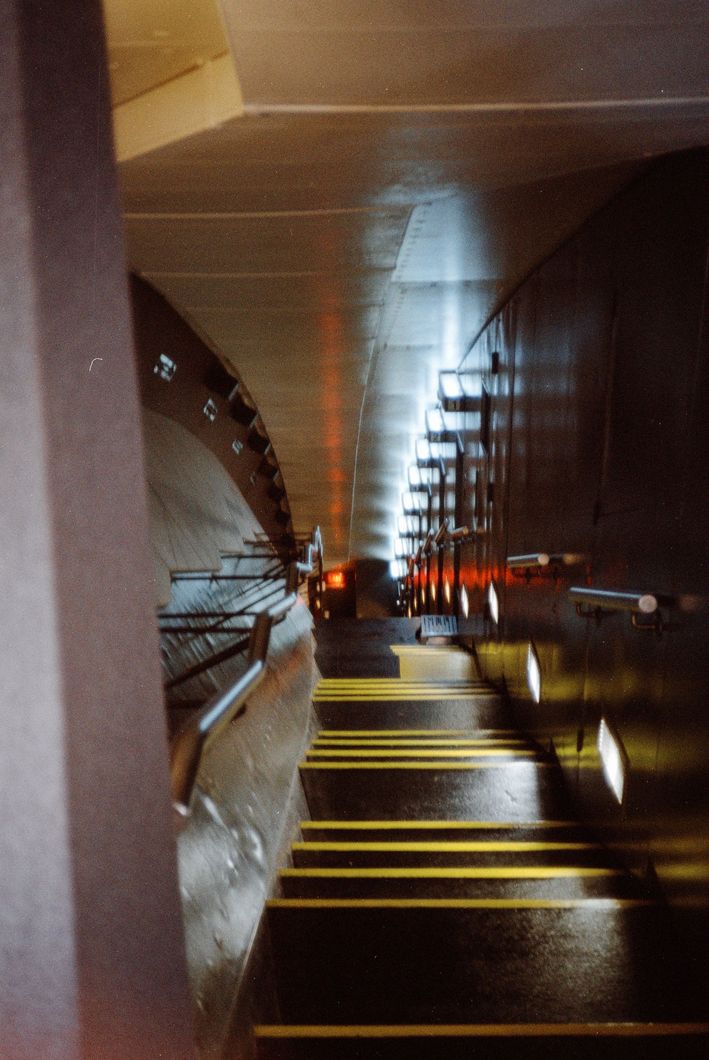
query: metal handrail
[
  {"left": 508, "top": 552, "right": 586, "bottom": 570},
  {"left": 568, "top": 586, "right": 659, "bottom": 614},
  {"left": 169, "top": 527, "right": 322, "bottom": 815}
]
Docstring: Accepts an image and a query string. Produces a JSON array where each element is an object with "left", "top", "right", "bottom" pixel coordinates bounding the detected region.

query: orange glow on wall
[{"left": 326, "top": 570, "right": 347, "bottom": 590}]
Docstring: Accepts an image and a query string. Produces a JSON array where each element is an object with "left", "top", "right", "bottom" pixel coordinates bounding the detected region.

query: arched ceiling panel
[{"left": 110, "top": 0, "right": 709, "bottom": 566}]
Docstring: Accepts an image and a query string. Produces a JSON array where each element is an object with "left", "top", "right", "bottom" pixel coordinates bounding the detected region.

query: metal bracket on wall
[{"left": 569, "top": 586, "right": 674, "bottom": 638}]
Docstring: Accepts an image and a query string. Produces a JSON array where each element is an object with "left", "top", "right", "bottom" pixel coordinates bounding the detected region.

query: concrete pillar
[{"left": 0, "top": 3, "right": 193, "bottom": 1057}]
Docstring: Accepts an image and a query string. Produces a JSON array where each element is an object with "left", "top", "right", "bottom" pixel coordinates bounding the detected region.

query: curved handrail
[{"left": 170, "top": 527, "right": 322, "bottom": 815}]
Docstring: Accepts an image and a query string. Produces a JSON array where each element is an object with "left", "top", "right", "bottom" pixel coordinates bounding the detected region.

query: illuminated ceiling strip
[
  {"left": 123, "top": 205, "right": 408, "bottom": 220},
  {"left": 245, "top": 97, "right": 709, "bottom": 115}
]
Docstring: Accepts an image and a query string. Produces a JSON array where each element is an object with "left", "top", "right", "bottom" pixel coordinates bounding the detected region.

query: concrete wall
[{"left": 138, "top": 310, "right": 320, "bottom": 1057}]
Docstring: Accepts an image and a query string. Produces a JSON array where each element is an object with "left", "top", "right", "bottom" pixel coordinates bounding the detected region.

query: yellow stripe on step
[
  {"left": 314, "top": 694, "right": 493, "bottom": 701},
  {"left": 300, "top": 820, "right": 579, "bottom": 830},
  {"left": 292, "top": 841, "right": 598, "bottom": 852},
  {"left": 306, "top": 748, "right": 536, "bottom": 759},
  {"left": 316, "top": 680, "right": 486, "bottom": 686},
  {"left": 254, "top": 1023, "right": 709, "bottom": 1039},
  {"left": 280, "top": 866, "right": 620, "bottom": 879},
  {"left": 267, "top": 897, "right": 653, "bottom": 909},
  {"left": 299, "top": 761, "right": 552, "bottom": 770},
  {"left": 312, "top": 739, "right": 528, "bottom": 747},
  {"left": 318, "top": 730, "right": 517, "bottom": 737}
]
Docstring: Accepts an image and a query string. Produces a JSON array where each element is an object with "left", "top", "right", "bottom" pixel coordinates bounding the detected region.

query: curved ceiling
[{"left": 107, "top": 0, "right": 709, "bottom": 567}]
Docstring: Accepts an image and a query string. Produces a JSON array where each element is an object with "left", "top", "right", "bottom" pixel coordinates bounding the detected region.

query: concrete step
[
  {"left": 254, "top": 1023, "right": 709, "bottom": 1059},
  {"left": 299, "top": 819, "right": 592, "bottom": 843},
  {"left": 305, "top": 746, "right": 542, "bottom": 761},
  {"left": 278, "top": 866, "right": 642, "bottom": 900},
  {"left": 266, "top": 900, "right": 698, "bottom": 1024},
  {"left": 314, "top": 697, "right": 505, "bottom": 730},
  {"left": 312, "top": 736, "right": 533, "bottom": 748},
  {"left": 299, "top": 758, "right": 567, "bottom": 821},
  {"left": 290, "top": 839, "right": 614, "bottom": 869},
  {"left": 313, "top": 680, "right": 506, "bottom": 732}
]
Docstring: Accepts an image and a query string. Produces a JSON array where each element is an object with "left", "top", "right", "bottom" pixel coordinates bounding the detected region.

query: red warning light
[{"left": 326, "top": 570, "right": 347, "bottom": 590}]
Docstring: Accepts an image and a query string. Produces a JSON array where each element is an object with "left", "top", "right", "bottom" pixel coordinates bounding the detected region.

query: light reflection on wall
[{"left": 319, "top": 309, "right": 347, "bottom": 549}]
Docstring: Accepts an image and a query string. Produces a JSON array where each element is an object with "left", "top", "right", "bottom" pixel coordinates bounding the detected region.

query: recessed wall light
[
  {"left": 526, "top": 643, "right": 541, "bottom": 704},
  {"left": 487, "top": 581, "right": 499, "bottom": 625},
  {"left": 597, "top": 718, "right": 627, "bottom": 805}
]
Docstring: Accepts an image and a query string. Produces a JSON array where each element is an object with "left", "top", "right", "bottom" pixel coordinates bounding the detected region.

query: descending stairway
[{"left": 251, "top": 664, "right": 709, "bottom": 1058}]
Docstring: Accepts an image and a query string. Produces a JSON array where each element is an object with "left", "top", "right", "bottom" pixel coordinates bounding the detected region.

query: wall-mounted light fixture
[
  {"left": 597, "top": 717, "right": 627, "bottom": 805},
  {"left": 526, "top": 643, "right": 542, "bottom": 703},
  {"left": 487, "top": 581, "right": 499, "bottom": 625},
  {"left": 325, "top": 570, "right": 347, "bottom": 591},
  {"left": 459, "top": 584, "right": 470, "bottom": 618}
]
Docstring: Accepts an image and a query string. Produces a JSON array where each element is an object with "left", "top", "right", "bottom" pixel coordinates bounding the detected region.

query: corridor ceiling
[{"left": 107, "top": 0, "right": 709, "bottom": 567}]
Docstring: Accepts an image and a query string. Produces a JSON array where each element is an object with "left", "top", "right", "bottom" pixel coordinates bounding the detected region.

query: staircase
[{"left": 250, "top": 648, "right": 709, "bottom": 1058}]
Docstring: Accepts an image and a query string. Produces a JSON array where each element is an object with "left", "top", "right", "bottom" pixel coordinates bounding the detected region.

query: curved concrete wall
[{"left": 138, "top": 301, "right": 320, "bottom": 1057}]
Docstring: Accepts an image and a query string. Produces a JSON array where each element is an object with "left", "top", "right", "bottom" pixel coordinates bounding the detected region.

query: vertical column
[{"left": 0, "top": 4, "right": 193, "bottom": 1058}]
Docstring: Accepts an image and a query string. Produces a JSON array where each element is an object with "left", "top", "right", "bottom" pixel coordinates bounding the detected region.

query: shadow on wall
[{"left": 355, "top": 558, "right": 398, "bottom": 617}]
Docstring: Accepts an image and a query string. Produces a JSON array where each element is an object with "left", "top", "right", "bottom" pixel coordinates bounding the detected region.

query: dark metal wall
[{"left": 458, "top": 149, "right": 709, "bottom": 939}]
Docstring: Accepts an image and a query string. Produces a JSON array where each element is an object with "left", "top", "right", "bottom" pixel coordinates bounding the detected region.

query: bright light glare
[
  {"left": 426, "top": 407, "right": 446, "bottom": 436},
  {"left": 444, "top": 577, "right": 451, "bottom": 604},
  {"left": 390, "top": 559, "right": 406, "bottom": 579},
  {"left": 597, "top": 718, "right": 626, "bottom": 805},
  {"left": 439, "top": 371, "right": 463, "bottom": 400},
  {"left": 431, "top": 580, "right": 437, "bottom": 601},
  {"left": 430, "top": 440, "right": 457, "bottom": 461},
  {"left": 460, "top": 584, "right": 469, "bottom": 618},
  {"left": 394, "top": 537, "right": 408, "bottom": 558},
  {"left": 416, "top": 437, "right": 432, "bottom": 464},
  {"left": 487, "top": 581, "right": 499, "bottom": 625},
  {"left": 526, "top": 644, "right": 541, "bottom": 704}
]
